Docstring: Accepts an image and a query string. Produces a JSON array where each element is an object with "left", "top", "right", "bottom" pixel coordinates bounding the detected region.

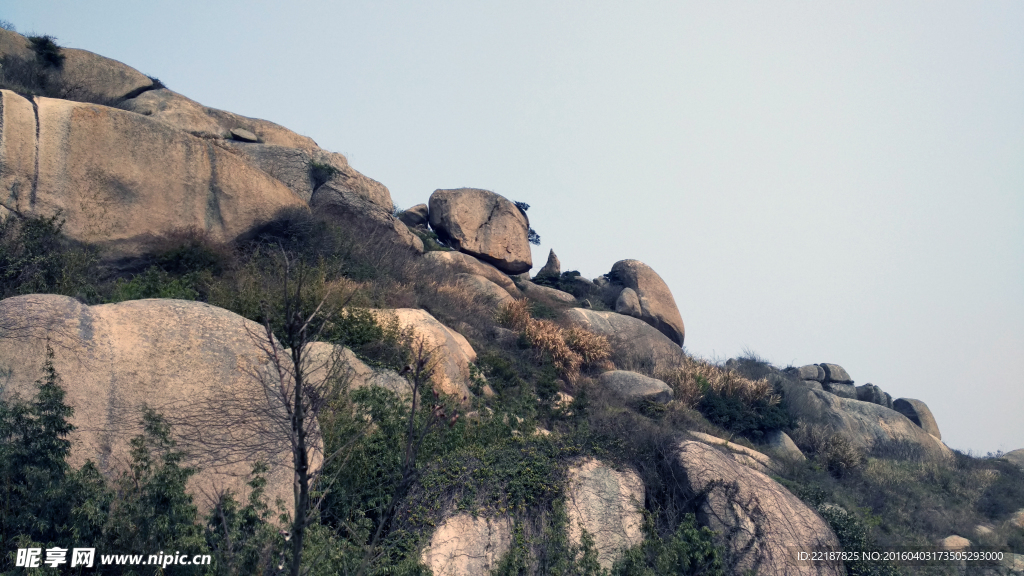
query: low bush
[
  {"left": 0, "top": 214, "right": 100, "bottom": 300},
  {"left": 611, "top": 512, "right": 724, "bottom": 576},
  {"left": 792, "top": 425, "right": 865, "bottom": 478}
]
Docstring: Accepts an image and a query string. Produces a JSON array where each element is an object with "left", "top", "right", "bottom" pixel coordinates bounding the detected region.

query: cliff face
[{"left": 2, "top": 29, "right": 1023, "bottom": 575}]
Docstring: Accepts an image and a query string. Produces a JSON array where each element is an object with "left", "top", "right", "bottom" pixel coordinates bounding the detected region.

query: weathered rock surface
[
  {"left": 0, "top": 295, "right": 307, "bottom": 514},
  {"left": 0, "top": 91, "right": 307, "bottom": 253},
  {"left": 398, "top": 203, "right": 429, "bottom": 228},
  {"left": 609, "top": 260, "right": 685, "bottom": 346},
  {"left": 674, "top": 441, "right": 844, "bottom": 575},
  {"left": 428, "top": 188, "right": 532, "bottom": 274},
  {"left": 563, "top": 309, "right": 686, "bottom": 372},
  {"left": 598, "top": 371, "right": 674, "bottom": 404},
  {"left": 422, "top": 250, "right": 521, "bottom": 298},
  {"left": 795, "top": 364, "right": 826, "bottom": 382},
  {"left": 855, "top": 383, "right": 893, "bottom": 409},
  {"left": 615, "top": 287, "right": 642, "bottom": 317},
  {"left": 536, "top": 249, "right": 561, "bottom": 279},
  {"left": 0, "top": 29, "right": 154, "bottom": 102},
  {"left": 823, "top": 382, "right": 858, "bottom": 400},
  {"left": 421, "top": 514, "right": 511, "bottom": 576},
  {"left": 892, "top": 398, "right": 942, "bottom": 440},
  {"left": 819, "top": 363, "right": 853, "bottom": 384},
  {"left": 121, "top": 88, "right": 318, "bottom": 149},
  {"left": 688, "top": 430, "right": 778, "bottom": 473},
  {"left": 518, "top": 280, "right": 576, "bottom": 303},
  {"left": 764, "top": 429, "right": 806, "bottom": 461},
  {"left": 565, "top": 458, "right": 645, "bottom": 570},
  {"left": 938, "top": 535, "right": 971, "bottom": 551},
  {"left": 302, "top": 342, "right": 408, "bottom": 397},
  {"left": 454, "top": 273, "right": 514, "bottom": 308},
  {"left": 374, "top": 309, "right": 476, "bottom": 400},
  {"left": 780, "top": 378, "right": 952, "bottom": 461},
  {"left": 229, "top": 127, "right": 258, "bottom": 142}
]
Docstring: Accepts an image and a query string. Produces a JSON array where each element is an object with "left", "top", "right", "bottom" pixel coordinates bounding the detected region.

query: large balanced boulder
[
  {"left": 892, "top": 398, "right": 941, "bottom": 439},
  {"left": 563, "top": 309, "right": 686, "bottom": 372},
  {"left": 674, "top": 441, "right": 844, "bottom": 575},
  {"left": 780, "top": 378, "right": 951, "bottom": 461},
  {"left": 428, "top": 188, "right": 532, "bottom": 274},
  {"left": 0, "top": 295, "right": 307, "bottom": 513},
  {"left": 609, "top": 260, "right": 685, "bottom": 346},
  {"left": 598, "top": 371, "right": 673, "bottom": 404},
  {"left": 0, "top": 91, "right": 307, "bottom": 254},
  {"left": 565, "top": 458, "right": 645, "bottom": 570}
]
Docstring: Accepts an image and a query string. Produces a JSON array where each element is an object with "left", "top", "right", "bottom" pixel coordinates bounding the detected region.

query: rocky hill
[{"left": 1, "top": 28, "right": 1022, "bottom": 575}]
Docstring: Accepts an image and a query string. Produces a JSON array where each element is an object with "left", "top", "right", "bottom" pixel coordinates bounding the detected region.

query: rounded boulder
[{"left": 428, "top": 188, "right": 532, "bottom": 274}]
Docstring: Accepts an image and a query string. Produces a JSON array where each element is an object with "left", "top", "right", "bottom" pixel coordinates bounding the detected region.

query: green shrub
[
  {"left": 611, "top": 513, "right": 724, "bottom": 576},
  {"left": 28, "top": 35, "right": 64, "bottom": 68},
  {"left": 816, "top": 505, "right": 902, "bottom": 576},
  {"left": 0, "top": 214, "right": 100, "bottom": 300},
  {"left": 309, "top": 160, "right": 340, "bottom": 190},
  {"left": 108, "top": 266, "right": 202, "bottom": 302},
  {"left": 696, "top": 389, "right": 792, "bottom": 442}
]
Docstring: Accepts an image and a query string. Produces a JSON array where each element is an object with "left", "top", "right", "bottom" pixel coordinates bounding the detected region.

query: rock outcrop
[
  {"left": 535, "top": 249, "right": 560, "bottom": 279},
  {"left": 565, "top": 458, "right": 645, "bottom": 570},
  {"left": 563, "top": 309, "right": 686, "bottom": 372},
  {"left": 892, "top": 398, "right": 941, "bottom": 439},
  {"left": 0, "top": 294, "right": 308, "bottom": 513},
  {"left": 819, "top": 363, "right": 853, "bottom": 384},
  {"left": 121, "top": 87, "right": 318, "bottom": 149},
  {"left": 0, "top": 90, "right": 307, "bottom": 254},
  {"left": 614, "top": 287, "right": 641, "bottom": 317},
  {"left": 421, "top": 250, "right": 521, "bottom": 298},
  {"left": 597, "top": 371, "right": 673, "bottom": 404},
  {"left": 374, "top": 309, "right": 476, "bottom": 400},
  {"left": 781, "top": 379, "right": 951, "bottom": 461},
  {"left": 609, "top": 260, "right": 685, "bottom": 346},
  {"left": 398, "top": 203, "right": 429, "bottom": 228},
  {"left": 855, "top": 383, "right": 893, "bottom": 409},
  {"left": 764, "top": 430, "right": 806, "bottom": 461},
  {"left": 1, "top": 29, "right": 154, "bottom": 102},
  {"left": 422, "top": 515, "right": 512, "bottom": 576},
  {"left": 674, "top": 441, "right": 844, "bottom": 575},
  {"left": 428, "top": 188, "right": 532, "bottom": 274},
  {"left": 688, "top": 430, "right": 778, "bottom": 474},
  {"left": 795, "top": 364, "right": 826, "bottom": 382},
  {"left": 454, "top": 273, "right": 514, "bottom": 309},
  {"left": 517, "top": 280, "right": 576, "bottom": 304}
]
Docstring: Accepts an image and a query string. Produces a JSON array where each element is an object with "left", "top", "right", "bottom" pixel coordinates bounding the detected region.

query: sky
[{"left": 3, "top": 1, "right": 1022, "bottom": 455}]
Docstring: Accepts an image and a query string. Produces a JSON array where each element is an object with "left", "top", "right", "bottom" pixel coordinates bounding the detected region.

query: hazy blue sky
[{"left": 4, "top": 1, "right": 1022, "bottom": 454}]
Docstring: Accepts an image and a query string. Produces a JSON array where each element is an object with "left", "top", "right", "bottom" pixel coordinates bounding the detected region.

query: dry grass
[
  {"left": 495, "top": 299, "right": 611, "bottom": 383},
  {"left": 657, "top": 356, "right": 776, "bottom": 408},
  {"left": 791, "top": 424, "right": 866, "bottom": 478}
]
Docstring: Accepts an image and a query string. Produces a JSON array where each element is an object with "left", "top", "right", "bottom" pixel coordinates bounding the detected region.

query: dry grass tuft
[
  {"left": 495, "top": 298, "right": 532, "bottom": 332},
  {"left": 562, "top": 326, "right": 611, "bottom": 366},
  {"left": 657, "top": 356, "right": 777, "bottom": 408},
  {"left": 495, "top": 299, "right": 611, "bottom": 383}
]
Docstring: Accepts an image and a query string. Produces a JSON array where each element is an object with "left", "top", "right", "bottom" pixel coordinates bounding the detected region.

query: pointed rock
[{"left": 536, "top": 249, "right": 560, "bottom": 278}]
